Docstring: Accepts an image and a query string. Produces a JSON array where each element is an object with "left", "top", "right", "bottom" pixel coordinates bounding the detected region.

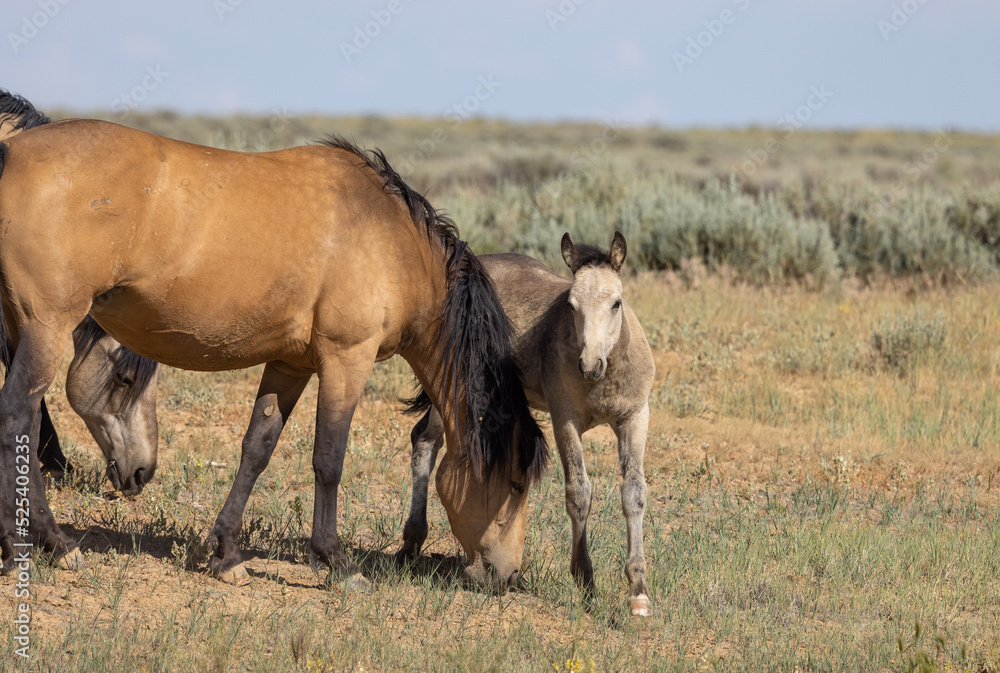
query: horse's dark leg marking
[
  {"left": 309, "top": 345, "right": 375, "bottom": 590},
  {"left": 552, "top": 411, "right": 594, "bottom": 595},
  {"left": 614, "top": 401, "right": 650, "bottom": 615},
  {"left": 205, "top": 363, "right": 309, "bottom": 584},
  {"left": 398, "top": 406, "right": 444, "bottom": 561},
  {"left": 0, "top": 325, "right": 81, "bottom": 571},
  {"left": 38, "top": 398, "right": 72, "bottom": 475}
]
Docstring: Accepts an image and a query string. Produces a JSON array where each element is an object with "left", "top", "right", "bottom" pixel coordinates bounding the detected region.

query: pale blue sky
[{"left": 2, "top": 0, "right": 998, "bottom": 130}]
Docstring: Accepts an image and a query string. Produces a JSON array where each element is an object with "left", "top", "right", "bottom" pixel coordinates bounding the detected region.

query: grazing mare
[
  {"left": 0, "top": 90, "right": 160, "bottom": 483},
  {"left": 400, "top": 232, "right": 655, "bottom": 615},
  {"left": 0, "top": 120, "right": 547, "bottom": 588}
]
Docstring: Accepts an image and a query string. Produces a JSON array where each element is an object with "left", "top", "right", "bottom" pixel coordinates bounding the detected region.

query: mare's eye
[
  {"left": 114, "top": 370, "right": 134, "bottom": 387},
  {"left": 612, "top": 300, "right": 622, "bottom": 311}
]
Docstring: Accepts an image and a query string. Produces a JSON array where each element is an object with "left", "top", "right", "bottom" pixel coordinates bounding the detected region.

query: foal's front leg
[
  {"left": 204, "top": 363, "right": 309, "bottom": 585},
  {"left": 397, "top": 406, "right": 444, "bottom": 561},
  {"left": 551, "top": 410, "right": 595, "bottom": 595},
  {"left": 613, "top": 401, "right": 651, "bottom": 617}
]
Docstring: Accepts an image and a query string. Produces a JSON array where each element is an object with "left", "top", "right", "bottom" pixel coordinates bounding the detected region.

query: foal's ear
[
  {"left": 609, "top": 231, "right": 627, "bottom": 273},
  {"left": 561, "top": 232, "right": 576, "bottom": 272}
]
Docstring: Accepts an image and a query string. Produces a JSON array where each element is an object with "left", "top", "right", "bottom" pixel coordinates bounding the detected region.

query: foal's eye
[{"left": 612, "top": 300, "right": 622, "bottom": 311}]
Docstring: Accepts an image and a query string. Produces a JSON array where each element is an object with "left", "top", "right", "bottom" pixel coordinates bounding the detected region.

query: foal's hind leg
[
  {"left": 551, "top": 410, "right": 595, "bottom": 596},
  {"left": 204, "top": 363, "right": 309, "bottom": 585},
  {"left": 0, "top": 324, "right": 84, "bottom": 571},
  {"left": 397, "top": 406, "right": 444, "bottom": 561},
  {"left": 613, "top": 401, "right": 650, "bottom": 617}
]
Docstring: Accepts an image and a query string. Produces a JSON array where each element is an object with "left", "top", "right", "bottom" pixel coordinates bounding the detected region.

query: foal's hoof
[
  {"left": 629, "top": 593, "right": 651, "bottom": 617},
  {"left": 56, "top": 548, "right": 87, "bottom": 571},
  {"left": 210, "top": 561, "right": 251, "bottom": 586}
]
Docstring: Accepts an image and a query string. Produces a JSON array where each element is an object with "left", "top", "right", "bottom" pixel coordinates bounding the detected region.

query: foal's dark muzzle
[{"left": 578, "top": 357, "right": 606, "bottom": 382}]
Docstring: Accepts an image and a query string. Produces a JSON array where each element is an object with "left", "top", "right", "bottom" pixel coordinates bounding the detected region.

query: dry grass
[
  {"left": 2, "top": 273, "right": 999, "bottom": 671},
  {"left": 4, "top": 116, "right": 1000, "bottom": 671}
]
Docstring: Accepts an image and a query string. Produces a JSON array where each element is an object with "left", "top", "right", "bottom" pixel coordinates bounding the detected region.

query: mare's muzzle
[{"left": 107, "top": 459, "right": 156, "bottom": 496}]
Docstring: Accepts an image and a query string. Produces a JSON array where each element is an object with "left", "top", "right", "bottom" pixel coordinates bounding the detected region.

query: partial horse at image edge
[{"left": 0, "top": 90, "right": 161, "bottom": 483}]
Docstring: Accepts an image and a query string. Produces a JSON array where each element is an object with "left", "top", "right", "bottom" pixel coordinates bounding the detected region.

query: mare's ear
[
  {"left": 561, "top": 233, "right": 577, "bottom": 272},
  {"left": 609, "top": 231, "right": 627, "bottom": 274}
]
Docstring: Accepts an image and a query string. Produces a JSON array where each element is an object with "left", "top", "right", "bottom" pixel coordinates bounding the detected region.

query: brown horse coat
[{"left": 0, "top": 120, "right": 546, "bottom": 586}]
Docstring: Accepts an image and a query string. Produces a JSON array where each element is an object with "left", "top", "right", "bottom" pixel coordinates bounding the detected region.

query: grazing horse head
[
  {"left": 561, "top": 231, "right": 628, "bottom": 382},
  {"left": 66, "top": 318, "right": 160, "bottom": 496}
]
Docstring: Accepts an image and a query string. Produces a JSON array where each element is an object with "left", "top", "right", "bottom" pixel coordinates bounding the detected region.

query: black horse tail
[{"left": 319, "top": 135, "right": 549, "bottom": 486}]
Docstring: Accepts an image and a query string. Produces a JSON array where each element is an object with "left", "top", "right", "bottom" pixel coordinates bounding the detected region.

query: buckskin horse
[{"left": 0, "top": 118, "right": 548, "bottom": 589}]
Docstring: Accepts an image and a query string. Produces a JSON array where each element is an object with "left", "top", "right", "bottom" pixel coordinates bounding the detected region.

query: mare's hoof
[
  {"left": 310, "top": 551, "right": 370, "bottom": 592},
  {"left": 344, "top": 572, "right": 373, "bottom": 594},
  {"left": 56, "top": 548, "right": 87, "bottom": 571},
  {"left": 629, "top": 593, "right": 651, "bottom": 617},
  {"left": 211, "top": 561, "right": 251, "bottom": 586}
]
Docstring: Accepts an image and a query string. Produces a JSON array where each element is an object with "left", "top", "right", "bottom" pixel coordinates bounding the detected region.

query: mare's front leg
[
  {"left": 397, "top": 406, "right": 444, "bottom": 561},
  {"left": 204, "top": 363, "right": 309, "bottom": 585},
  {"left": 614, "top": 401, "right": 651, "bottom": 617},
  {"left": 0, "top": 325, "right": 84, "bottom": 571},
  {"left": 310, "top": 343, "right": 377, "bottom": 591},
  {"left": 551, "top": 408, "right": 595, "bottom": 596}
]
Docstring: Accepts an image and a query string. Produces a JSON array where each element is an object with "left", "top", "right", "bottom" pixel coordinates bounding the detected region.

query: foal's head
[
  {"left": 561, "top": 231, "right": 628, "bottom": 382},
  {"left": 66, "top": 319, "right": 160, "bottom": 496}
]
